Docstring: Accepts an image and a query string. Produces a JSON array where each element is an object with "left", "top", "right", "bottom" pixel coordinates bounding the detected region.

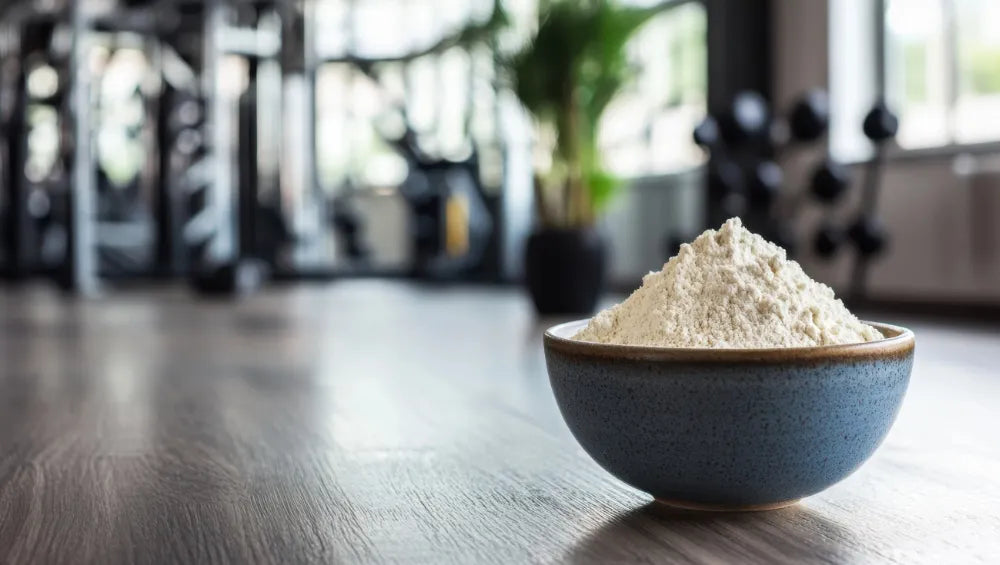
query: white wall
[{"left": 602, "top": 169, "right": 705, "bottom": 287}]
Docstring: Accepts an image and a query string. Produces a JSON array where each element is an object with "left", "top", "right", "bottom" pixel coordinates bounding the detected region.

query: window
[
  {"left": 950, "top": 0, "right": 1000, "bottom": 144},
  {"left": 314, "top": 0, "right": 707, "bottom": 190},
  {"left": 313, "top": 0, "right": 501, "bottom": 193},
  {"left": 884, "top": 0, "right": 949, "bottom": 149},
  {"left": 831, "top": 0, "right": 1000, "bottom": 161},
  {"left": 306, "top": 0, "right": 707, "bottom": 268},
  {"left": 598, "top": 1, "right": 708, "bottom": 177},
  {"left": 884, "top": 0, "right": 1000, "bottom": 147}
]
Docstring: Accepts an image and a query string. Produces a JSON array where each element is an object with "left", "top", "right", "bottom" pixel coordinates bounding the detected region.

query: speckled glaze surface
[{"left": 544, "top": 320, "right": 915, "bottom": 509}]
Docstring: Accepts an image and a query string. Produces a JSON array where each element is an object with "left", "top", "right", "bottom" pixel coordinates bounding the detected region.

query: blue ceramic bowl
[{"left": 544, "top": 320, "right": 915, "bottom": 511}]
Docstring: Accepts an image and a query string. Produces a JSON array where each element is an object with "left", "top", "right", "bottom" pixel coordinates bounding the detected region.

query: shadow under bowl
[{"left": 544, "top": 320, "right": 915, "bottom": 510}]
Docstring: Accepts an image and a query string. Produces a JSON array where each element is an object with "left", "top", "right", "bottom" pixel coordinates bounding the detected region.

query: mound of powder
[{"left": 574, "top": 217, "right": 883, "bottom": 348}]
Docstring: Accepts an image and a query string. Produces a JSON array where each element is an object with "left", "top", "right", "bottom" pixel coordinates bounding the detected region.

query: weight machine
[
  {"left": 1, "top": 0, "right": 507, "bottom": 294},
  {"left": 0, "top": 0, "right": 304, "bottom": 294}
]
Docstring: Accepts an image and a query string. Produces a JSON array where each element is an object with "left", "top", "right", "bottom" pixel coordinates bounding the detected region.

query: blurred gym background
[{"left": 0, "top": 0, "right": 998, "bottom": 314}]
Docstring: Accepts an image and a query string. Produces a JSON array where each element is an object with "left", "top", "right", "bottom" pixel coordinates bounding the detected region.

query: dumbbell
[
  {"left": 693, "top": 115, "right": 720, "bottom": 149},
  {"left": 813, "top": 223, "right": 844, "bottom": 258},
  {"left": 789, "top": 89, "right": 830, "bottom": 142},
  {"left": 810, "top": 159, "right": 851, "bottom": 203},
  {"left": 176, "top": 99, "right": 203, "bottom": 127},
  {"left": 173, "top": 128, "right": 202, "bottom": 156},
  {"left": 863, "top": 102, "right": 898, "bottom": 142},
  {"left": 719, "top": 91, "right": 770, "bottom": 147},
  {"left": 708, "top": 159, "right": 744, "bottom": 201},
  {"left": 748, "top": 160, "right": 783, "bottom": 208},
  {"left": 848, "top": 215, "right": 888, "bottom": 257}
]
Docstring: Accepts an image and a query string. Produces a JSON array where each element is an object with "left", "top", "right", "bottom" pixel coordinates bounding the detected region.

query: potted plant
[
  {"left": 333, "top": 1, "right": 668, "bottom": 309},
  {"left": 504, "top": 0, "right": 670, "bottom": 314}
]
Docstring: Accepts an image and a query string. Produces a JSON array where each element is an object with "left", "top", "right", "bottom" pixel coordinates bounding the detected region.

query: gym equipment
[
  {"left": 719, "top": 90, "right": 769, "bottom": 147},
  {"left": 810, "top": 159, "right": 851, "bottom": 203},
  {"left": 692, "top": 89, "right": 803, "bottom": 258},
  {"left": 707, "top": 159, "right": 744, "bottom": 200},
  {"left": 813, "top": 223, "right": 843, "bottom": 258},
  {"left": 693, "top": 115, "right": 720, "bottom": 149},
  {"left": 693, "top": 86, "right": 898, "bottom": 288},
  {"left": 191, "top": 0, "right": 292, "bottom": 294},
  {"left": 0, "top": 14, "right": 74, "bottom": 283},
  {"left": 748, "top": 160, "right": 782, "bottom": 207},
  {"left": 845, "top": 101, "right": 898, "bottom": 300},
  {"left": 189, "top": 259, "right": 268, "bottom": 295},
  {"left": 159, "top": 88, "right": 207, "bottom": 275},
  {"left": 848, "top": 215, "right": 887, "bottom": 257},
  {"left": 2, "top": 0, "right": 508, "bottom": 292},
  {"left": 788, "top": 89, "right": 829, "bottom": 142},
  {"left": 802, "top": 99, "right": 898, "bottom": 301},
  {"left": 862, "top": 101, "right": 899, "bottom": 142},
  {"left": 330, "top": 196, "right": 370, "bottom": 261},
  {"left": 390, "top": 129, "right": 494, "bottom": 280}
]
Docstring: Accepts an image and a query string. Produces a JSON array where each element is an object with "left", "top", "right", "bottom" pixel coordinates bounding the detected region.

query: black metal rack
[{"left": 0, "top": 0, "right": 510, "bottom": 295}]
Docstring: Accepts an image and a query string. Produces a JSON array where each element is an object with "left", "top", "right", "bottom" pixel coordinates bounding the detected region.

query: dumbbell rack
[
  {"left": 0, "top": 3, "right": 79, "bottom": 286},
  {"left": 693, "top": 89, "right": 898, "bottom": 302},
  {"left": 0, "top": 0, "right": 312, "bottom": 295}
]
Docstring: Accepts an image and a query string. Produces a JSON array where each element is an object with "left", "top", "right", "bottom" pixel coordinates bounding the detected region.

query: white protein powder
[{"left": 574, "top": 217, "right": 883, "bottom": 348}]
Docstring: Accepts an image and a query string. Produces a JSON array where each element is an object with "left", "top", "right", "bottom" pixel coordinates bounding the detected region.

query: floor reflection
[{"left": 564, "top": 501, "right": 861, "bottom": 564}]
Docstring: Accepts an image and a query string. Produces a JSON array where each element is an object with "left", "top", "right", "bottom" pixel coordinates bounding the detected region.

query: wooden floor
[{"left": 1, "top": 281, "right": 999, "bottom": 564}]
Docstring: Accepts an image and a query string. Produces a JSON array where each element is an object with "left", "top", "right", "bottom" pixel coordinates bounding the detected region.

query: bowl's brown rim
[{"left": 544, "top": 320, "right": 915, "bottom": 363}]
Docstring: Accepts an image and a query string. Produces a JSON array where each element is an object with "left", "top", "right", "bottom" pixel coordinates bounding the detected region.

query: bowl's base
[{"left": 654, "top": 497, "right": 800, "bottom": 512}]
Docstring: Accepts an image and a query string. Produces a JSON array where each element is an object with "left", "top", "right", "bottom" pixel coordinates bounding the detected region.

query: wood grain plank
[{"left": 0, "top": 283, "right": 999, "bottom": 564}]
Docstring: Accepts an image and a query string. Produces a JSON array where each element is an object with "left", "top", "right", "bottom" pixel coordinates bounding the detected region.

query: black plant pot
[{"left": 524, "top": 228, "right": 607, "bottom": 315}]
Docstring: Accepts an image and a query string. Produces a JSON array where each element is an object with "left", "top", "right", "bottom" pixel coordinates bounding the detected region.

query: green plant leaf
[
  {"left": 503, "top": 0, "right": 677, "bottom": 225},
  {"left": 582, "top": 3, "right": 676, "bottom": 132},
  {"left": 587, "top": 168, "right": 622, "bottom": 212}
]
